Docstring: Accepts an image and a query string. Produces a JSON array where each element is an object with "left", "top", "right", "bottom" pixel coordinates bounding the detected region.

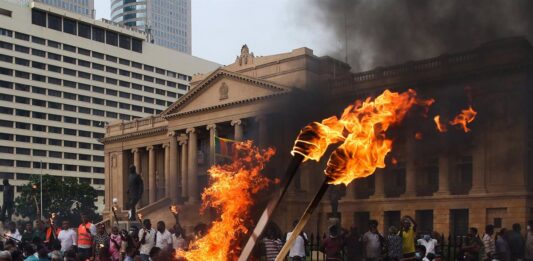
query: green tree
[{"left": 14, "top": 175, "right": 101, "bottom": 226}]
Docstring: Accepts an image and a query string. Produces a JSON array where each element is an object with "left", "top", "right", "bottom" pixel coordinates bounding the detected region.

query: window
[
  {"left": 0, "top": 54, "right": 12, "bottom": 63},
  {"left": 93, "top": 98, "right": 104, "bottom": 105},
  {"left": 15, "top": 84, "right": 29, "bottom": 92},
  {"left": 78, "top": 22, "right": 91, "bottom": 39},
  {"left": 63, "top": 56, "right": 76, "bottom": 64},
  {"left": 32, "top": 112, "right": 46, "bottom": 119},
  {"left": 48, "top": 126, "right": 61, "bottom": 134},
  {"left": 79, "top": 119, "right": 91, "bottom": 126},
  {"left": 106, "top": 111, "right": 117, "bottom": 118},
  {"left": 156, "top": 99, "right": 165, "bottom": 106},
  {"left": 15, "top": 96, "right": 29, "bottom": 104},
  {"left": 92, "top": 51, "right": 104, "bottom": 59},
  {"left": 15, "top": 32, "right": 29, "bottom": 41},
  {"left": 167, "top": 71, "right": 176, "bottom": 78},
  {"left": 64, "top": 128, "right": 76, "bottom": 135},
  {"left": 15, "top": 71, "right": 30, "bottom": 78},
  {"left": 156, "top": 89, "right": 165, "bottom": 95},
  {"left": 64, "top": 165, "right": 77, "bottom": 171},
  {"left": 48, "top": 90, "right": 61, "bottom": 98},
  {"left": 32, "top": 124, "right": 46, "bottom": 132},
  {"left": 48, "top": 114, "right": 61, "bottom": 121},
  {"left": 48, "top": 77, "right": 61, "bottom": 85},
  {"left": 15, "top": 45, "right": 29, "bottom": 53},
  {"left": 92, "top": 63, "right": 104, "bottom": 70},
  {"left": 132, "top": 62, "right": 142, "bottom": 69},
  {"left": 0, "top": 28, "right": 12, "bottom": 37},
  {"left": 92, "top": 86, "right": 104, "bottom": 93},
  {"left": 48, "top": 139, "right": 62, "bottom": 146},
  {"left": 48, "top": 40, "right": 61, "bottom": 49},
  {"left": 144, "top": 75, "right": 154, "bottom": 82},
  {"left": 31, "top": 9, "right": 46, "bottom": 26},
  {"left": 0, "top": 132, "right": 13, "bottom": 140},
  {"left": 49, "top": 163, "right": 62, "bottom": 170},
  {"left": 0, "top": 41, "right": 12, "bottom": 50},
  {"left": 64, "top": 105, "right": 76, "bottom": 112},
  {"left": 119, "top": 92, "right": 130, "bottom": 99},
  {"left": 144, "top": 97, "right": 154, "bottom": 103},
  {"left": 32, "top": 48, "right": 45, "bottom": 58},
  {"left": 63, "top": 92, "right": 76, "bottom": 100},
  {"left": 64, "top": 116, "right": 76, "bottom": 124},
  {"left": 33, "top": 162, "right": 47, "bottom": 169},
  {"left": 48, "top": 52, "right": 61, "bottom": 61},
  {"left": 15, "top": 122, "right": 30, "bottom": 129},
  {"left": 132, "top": 105, "right": 142, "bottom": 112},
  {"left": 119, "top": 69, "right": 130, "bottom": 77},
  {"left": 93, "top": 178, "right": 105, "bottom": 184},
  {"left": 32, "top": 61, "right": 46, "bottom": 70},
  {"left": 119, "top": 81, "right": 130, "bottom": 88},
  {"left": 167, "top": 81, "right": 176, "bottom": 88},
  {"left": 92, "top": 27, "right": 105, "bottom": 42},
  {"left": 79, "top": 142, "right": 91, "bottom": 149},
  {"left": 15, "top": 148, "right": 29, "bottom": 155},
  {"left": 132, "top": 38, "right": 142, "bottom": 53},
  {"left": 0, "top": 80, "right": 12, "bottom": 89},
  {"left": 0, "top": 120, "right": 12, "bottom": 127},
  {"left": 0, "top": 107, "right": 13, "bottom": 115},
  {"left": 16, "top": 135, "right": 30, "bottom": 142},
  {"left": 119, "top": 103, "right": 130, "bottom": 109},
  {"left": 33, "top": 149, "right": 46, "bottom": 156},
  {"left": 48, "top": 13, "right": 62, "bottom": 31},
  {"left": 106, "top": 66, "right": 117, "bottom": 74},
  {"left": 92, "top": 75, "right": 104, "bottom": 82},
  {"left": 78, "top": 71, "right": 90, "bottom": 79},
  {"left": 132, "top": 72, "right": 142, "bottom": 80},
  {"left": 132, "top": 83, "right": 142, "bottom": 90},
  {"left": 0, "top": 146, "right": 12, "bottom": 154},
  {"left": 106, "top": 100, "right": 117, "bottom": 107},
  {"left": 0, "top": 93, "right": 12, "bottom": 101},
  {"left": 78, "top": 95, "right": 91, "bottom": 102},
  {"left": 63, "top": 18, "right": 77, "bottom": 35},
  {"left": 16, "top": 161, "right": 30, "bottom": 168},
  {"left": 0, "top": 67, "right": 12, "bottom": 76},
  {"left": 64, "top": 141, "right": 76, "bottom": 148},
  {"left": 119, "top": 59, "right": 130, "bottom": 66},
  {"left": 63, "top": 44, "right": 76, "bottom": 52},
  {"left": 78, "top": 60, "right": 90, "bottom": 67},
  {"left": 144, "top": 107, "right": 154, "bottom": 114},
  {"left": 78, "top": 48, "right": 90, "bottom": 56},
  {"left": 144, "top": 65, "right": 154, "bottom": 72},
  {"left": 78, "top": 107, "right": 90, "bottom": 114},
  {"left": 31, "top": 36, "right": 46, "bottom": 45},
  {"left": 178, "top": 84, "right": 188, "bottom": 90},
  {"left": 32, "top": 99, "right": 46, "bottom": 107},
  {"left": 79, "top": 83, "right": 90, "bottom": 91},
  {"left": 93, "top": 109, "right": 104, "bottom": 116},
  {"left": 79, "top": 131, "right": 91, "bottom": 137},
  {"left": 144, "top": 86, "right": 154, "bottom": 93},
  {"left": 106, "top": 78, "right": 117, "bottom": 85},
  {"left": 64, "top": 68, "right": 76, "bottom": 76},
  {"left": 119, "top": 34, "right": 131, "bottom": 50},
  {"left": 14, "top": 58, "right": 28, "bottom": 66},
  {"left": 106, "top": 31, "right": 118, "bottom": 46},
  {"left": 93, "top": 133, "right": 104, "bottom": 139},
  {"left": 32, "top": 137, "right": 46, "bottom": 144},
  {"left": 49, "top": 151, "right": 62, "bottom": 158},
  {"left": 31, "top": 74, "right": 45, "bottom": 82},
  {"left": 48, "top": 65, "right": 61, "bottom": 73}
]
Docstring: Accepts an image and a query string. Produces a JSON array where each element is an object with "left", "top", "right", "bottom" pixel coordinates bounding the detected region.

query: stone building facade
[{"left": 102, "top": 38, "right": 533, "bottom": 238}]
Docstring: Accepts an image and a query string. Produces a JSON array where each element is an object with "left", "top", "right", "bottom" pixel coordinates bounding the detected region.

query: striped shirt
[{"left": 263, "top": 238, "right": 282, "bottom": 261}]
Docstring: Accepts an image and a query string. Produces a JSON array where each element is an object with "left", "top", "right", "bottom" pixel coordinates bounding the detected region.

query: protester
[
  {"left": 415, "top": 245, "right": 430, "bottom": 261},
  {"left": 94, "top": 223, "right": 110, "bottom": 257},
  {"left": 155, "top": 221, "right": 172, "bottom": 252},
  {"left": 138, "top": 219, "right": 156, "bottom": 261},
  {"left": 57, "top": 220, "right": 77, "bottom": 253},
  {"left": 321, "top": 225, "right": 344, "bottom": 261},
  {"left": 461, "top": 227, "right": 482, "bottom": 261},
  {"left": 21, "top": 222, "right": 35, "bottom": 244},
  {"left": 124, "top": 247, "right": 136, "bottom": 261},
  {"left": 1, "top": 179, "right": 14, "bottom": 223},
  {"left": 109, "top": 227, "right": 122, "bottom": 261},
  {"left": 483, "top": 225, "right": 495, "bottom": 260},
  {"left": 506, "top": 223, "right": 524, "bottom": 261},
  {"left": 172, "top": 227, "right": 187, "bottom": 252},
  {"left": 344, "top": 227, "right": 363, "bottom": 261},
  {"left": 5, "top": 222, "right": 21, "bottom": 242},
  {"left": 363, "top": 220, "right": 382, "bottom": 261},
  {"left": 525, "top": 220, "right": 533, "bottom": 261},
  {"left": 400, "top": 215, "right": 417, "bottom": 258},
  {"left": 262, "top": 225, "right": 282, "bottom": 261},
  {"left": 496, "top": 228, "right": 511, "bottom": 261},
  {"left": 387, "top": 226, "right": 403, "bottom": 261},
  {"left": 286, "top": 220, "right": 308, "bottom": 261},
  {"left": 77, "top": 213, "right": 97, "bottom": 260},
  {"left": 417, "top": 232, "right": 438, "bottom": 256}
]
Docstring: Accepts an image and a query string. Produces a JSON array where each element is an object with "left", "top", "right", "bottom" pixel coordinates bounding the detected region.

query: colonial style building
[{"left": 102, "top": 38, "right": 533, "bottom": 239}]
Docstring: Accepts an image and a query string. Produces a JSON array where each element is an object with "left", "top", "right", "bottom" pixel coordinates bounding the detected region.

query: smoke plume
[{"left": 301, "top": 0, "right": 533, "bottom": 71}]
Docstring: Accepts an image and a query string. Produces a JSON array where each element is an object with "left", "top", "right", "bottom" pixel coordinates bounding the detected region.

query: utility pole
[{"left": 40, "top": 160, "right": 43, "bottom": 220}]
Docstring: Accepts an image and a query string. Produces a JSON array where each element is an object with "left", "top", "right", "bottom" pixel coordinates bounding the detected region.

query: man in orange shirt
[{"left": 78, "top": 212, "right": 96, "bottom": 260}]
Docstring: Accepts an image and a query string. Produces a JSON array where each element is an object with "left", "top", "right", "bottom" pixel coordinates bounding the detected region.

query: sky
[{"left": 94, "top": 0, "right": 339, "bottom": 66}]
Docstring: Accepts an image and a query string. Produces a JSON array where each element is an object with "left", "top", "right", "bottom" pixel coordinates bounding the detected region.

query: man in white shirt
[
  {"left": 138, "top": 219, "right": 156, "bottom": 261},
  {"left": 4, "top": 221, "right": 21, "bottom": 242},
  {"left": 286, "top": 221, "right": 307, "bottom": 261},
  {"left": 417, "top": 233, "right": 438, "bottom": 256},
  {"left": 155, "top": 221, "right": 172, "bottom": 251},
  {"left": 57, "top": 220, "right": 77, "bottom": 253},
  {"left": 483, "top": 225, "right": 495, "bottom": 260}
]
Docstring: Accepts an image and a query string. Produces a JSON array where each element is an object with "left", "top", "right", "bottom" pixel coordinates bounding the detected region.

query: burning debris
[
  {"left": 177, "top": 141, "right": 275, "bottom": 261},
  {"left": 434, "top": 106, "right": 477, "bottom": 133}
]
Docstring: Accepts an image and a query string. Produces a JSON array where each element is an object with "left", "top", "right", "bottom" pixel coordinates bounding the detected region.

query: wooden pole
[{"left": 275, "top": 178, "right": 331, "bottom": 261}]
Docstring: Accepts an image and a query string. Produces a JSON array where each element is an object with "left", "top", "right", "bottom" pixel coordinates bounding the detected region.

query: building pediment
[{"left": 161, "top": 69, "right": 290, "bottom": 118}]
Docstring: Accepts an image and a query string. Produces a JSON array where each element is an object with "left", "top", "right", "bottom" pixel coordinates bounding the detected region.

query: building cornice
[{"left": 99, "top": 126, "right": 167, "bottom": 144}]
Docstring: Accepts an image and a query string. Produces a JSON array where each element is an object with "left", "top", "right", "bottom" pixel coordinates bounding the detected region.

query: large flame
[
  {"left": 450, "top": 106, "right": 477, "bottom": 132},
  {"left": 292, "top": 89, "right": 434, "bottom": 185},
  {"left": 177, "top": 141, "right": 275, "bottom": 261}
]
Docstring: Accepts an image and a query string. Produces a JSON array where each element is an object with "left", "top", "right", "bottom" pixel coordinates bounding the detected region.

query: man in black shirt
[
  {"left": 127, "top": 165, "right": 144, "bottom": 221},
  {"left": 1, "top": 179, "right": 14, "bottom": 222}
]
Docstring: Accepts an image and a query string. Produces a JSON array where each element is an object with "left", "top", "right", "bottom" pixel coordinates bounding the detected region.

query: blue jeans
[{"left": 140, "top": 254, "right": 150, "bottom": 261}]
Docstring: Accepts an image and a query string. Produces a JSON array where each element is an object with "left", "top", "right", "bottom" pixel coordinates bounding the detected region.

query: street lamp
[{"left": 40, "top": 160, "right": 43, "bottom": 220}]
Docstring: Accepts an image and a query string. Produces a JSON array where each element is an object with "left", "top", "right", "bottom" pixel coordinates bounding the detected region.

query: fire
[
  {"left": 177, "top": 140, "right": 275, "bottom": 261},
  {"left": 414, "top": 132, "right": 423, "bottom": 140},
  {"left": 450, "top": 106, "right": 477, "bottom": 132},
  {"left": 137, "top": 213, "right": 143, "bottom": 221},
  {"left": 292, "top": 89, "right": 433, "bottom": 185},
  {"left": 433, "top": 115, "right": 447, "bottom": 132},
  {"left": 169, "top": 204, "right": 180, "bottom": 215}
]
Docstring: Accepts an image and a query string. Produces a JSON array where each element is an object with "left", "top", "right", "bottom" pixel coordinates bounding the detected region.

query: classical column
[
  {"left": 168, "top": 131, "right": 179, "bottom": 201},
  {"left": 206, "top": 124, "right": 216, "bottom": 166},
  {"left": 435, "top": 156, "right": 450, "bottom": 195},
  {"left": 162, "top": 143, "right": 170, "bottom": 198},
  {"left": 179, "top": 134, "right": 188, "bottom": 202},
  {"left": 132, "top": 148, "right": 141, "bottom": 174},
  {"left": 470, "top": 132, "right": 487, "bottom": 194},
  {"left": 147, "top": 145, "right": 156, "bottom": 204},
  {"left": 187, "top": 128, "right": 198, "bottom": 203},
  {"left": 104, "top": 152, "right": 111, "bottom": 210},
  {"left": 403, "top": 136, "right": 417, "bottom": 197},
  {"left": 371, "top": 169, "right": 385, "bottom": 198},
  {"left": 255, "top": 116, "right": 268, "bottom": 147},
  {"left": 231, "top": 119, "right": 243, "bottom": 141}
]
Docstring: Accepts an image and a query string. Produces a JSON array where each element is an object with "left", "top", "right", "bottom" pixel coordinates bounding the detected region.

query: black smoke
[{"left": 300, "top": 0, "right": 533, "bottom": 71}]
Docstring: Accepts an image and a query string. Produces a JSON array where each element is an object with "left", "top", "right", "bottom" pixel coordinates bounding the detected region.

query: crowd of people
[
  {"left": 0, "top": 211, "right": 200, "bottom": 261},
  {"left": 259, "top": 216, "right": 533, "bottom": 261}
]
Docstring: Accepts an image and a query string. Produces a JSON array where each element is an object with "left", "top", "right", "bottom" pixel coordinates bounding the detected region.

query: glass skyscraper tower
[{"left": 111, "top": 0, "right": 191, "bottom": 54}]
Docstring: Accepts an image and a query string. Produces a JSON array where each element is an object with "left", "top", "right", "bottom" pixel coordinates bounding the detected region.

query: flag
[{"left": 215, "top": 136, "right": 238, "bottom": 162}]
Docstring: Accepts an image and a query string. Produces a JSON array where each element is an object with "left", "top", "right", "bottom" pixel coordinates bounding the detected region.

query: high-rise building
[
  {"left": 0, "top": 0, "right": 218, "bottom": 207},
  {"left": 111, "top": 0, "right": 192, "bottom": 54},
  {"left": 36, "top": 0, "right": 95, "bottom": 18}
]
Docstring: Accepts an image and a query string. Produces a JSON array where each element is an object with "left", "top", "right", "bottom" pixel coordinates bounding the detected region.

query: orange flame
[
  {"left": 292, "top": 89, "right": 433, "bottom": 185},
  {"left": 414, "top": 132, "right": 423, "bottom": 140},
  {"left": 177, "top": 140, "right": 275, "bottom": 261},
  {"left": 169, "top": 204, "right": 180, "bottom": 215},
  {"left": 433, "top": 115, "right": 447, "bottom": 132},
  {"left": 450, "top": 106, "right": 477, "bottom": 132}
]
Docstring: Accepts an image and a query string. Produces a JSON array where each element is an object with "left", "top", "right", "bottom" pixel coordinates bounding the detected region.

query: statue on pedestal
[{"left": 127, "top": 165, "right": 144, "bottom": 221}]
